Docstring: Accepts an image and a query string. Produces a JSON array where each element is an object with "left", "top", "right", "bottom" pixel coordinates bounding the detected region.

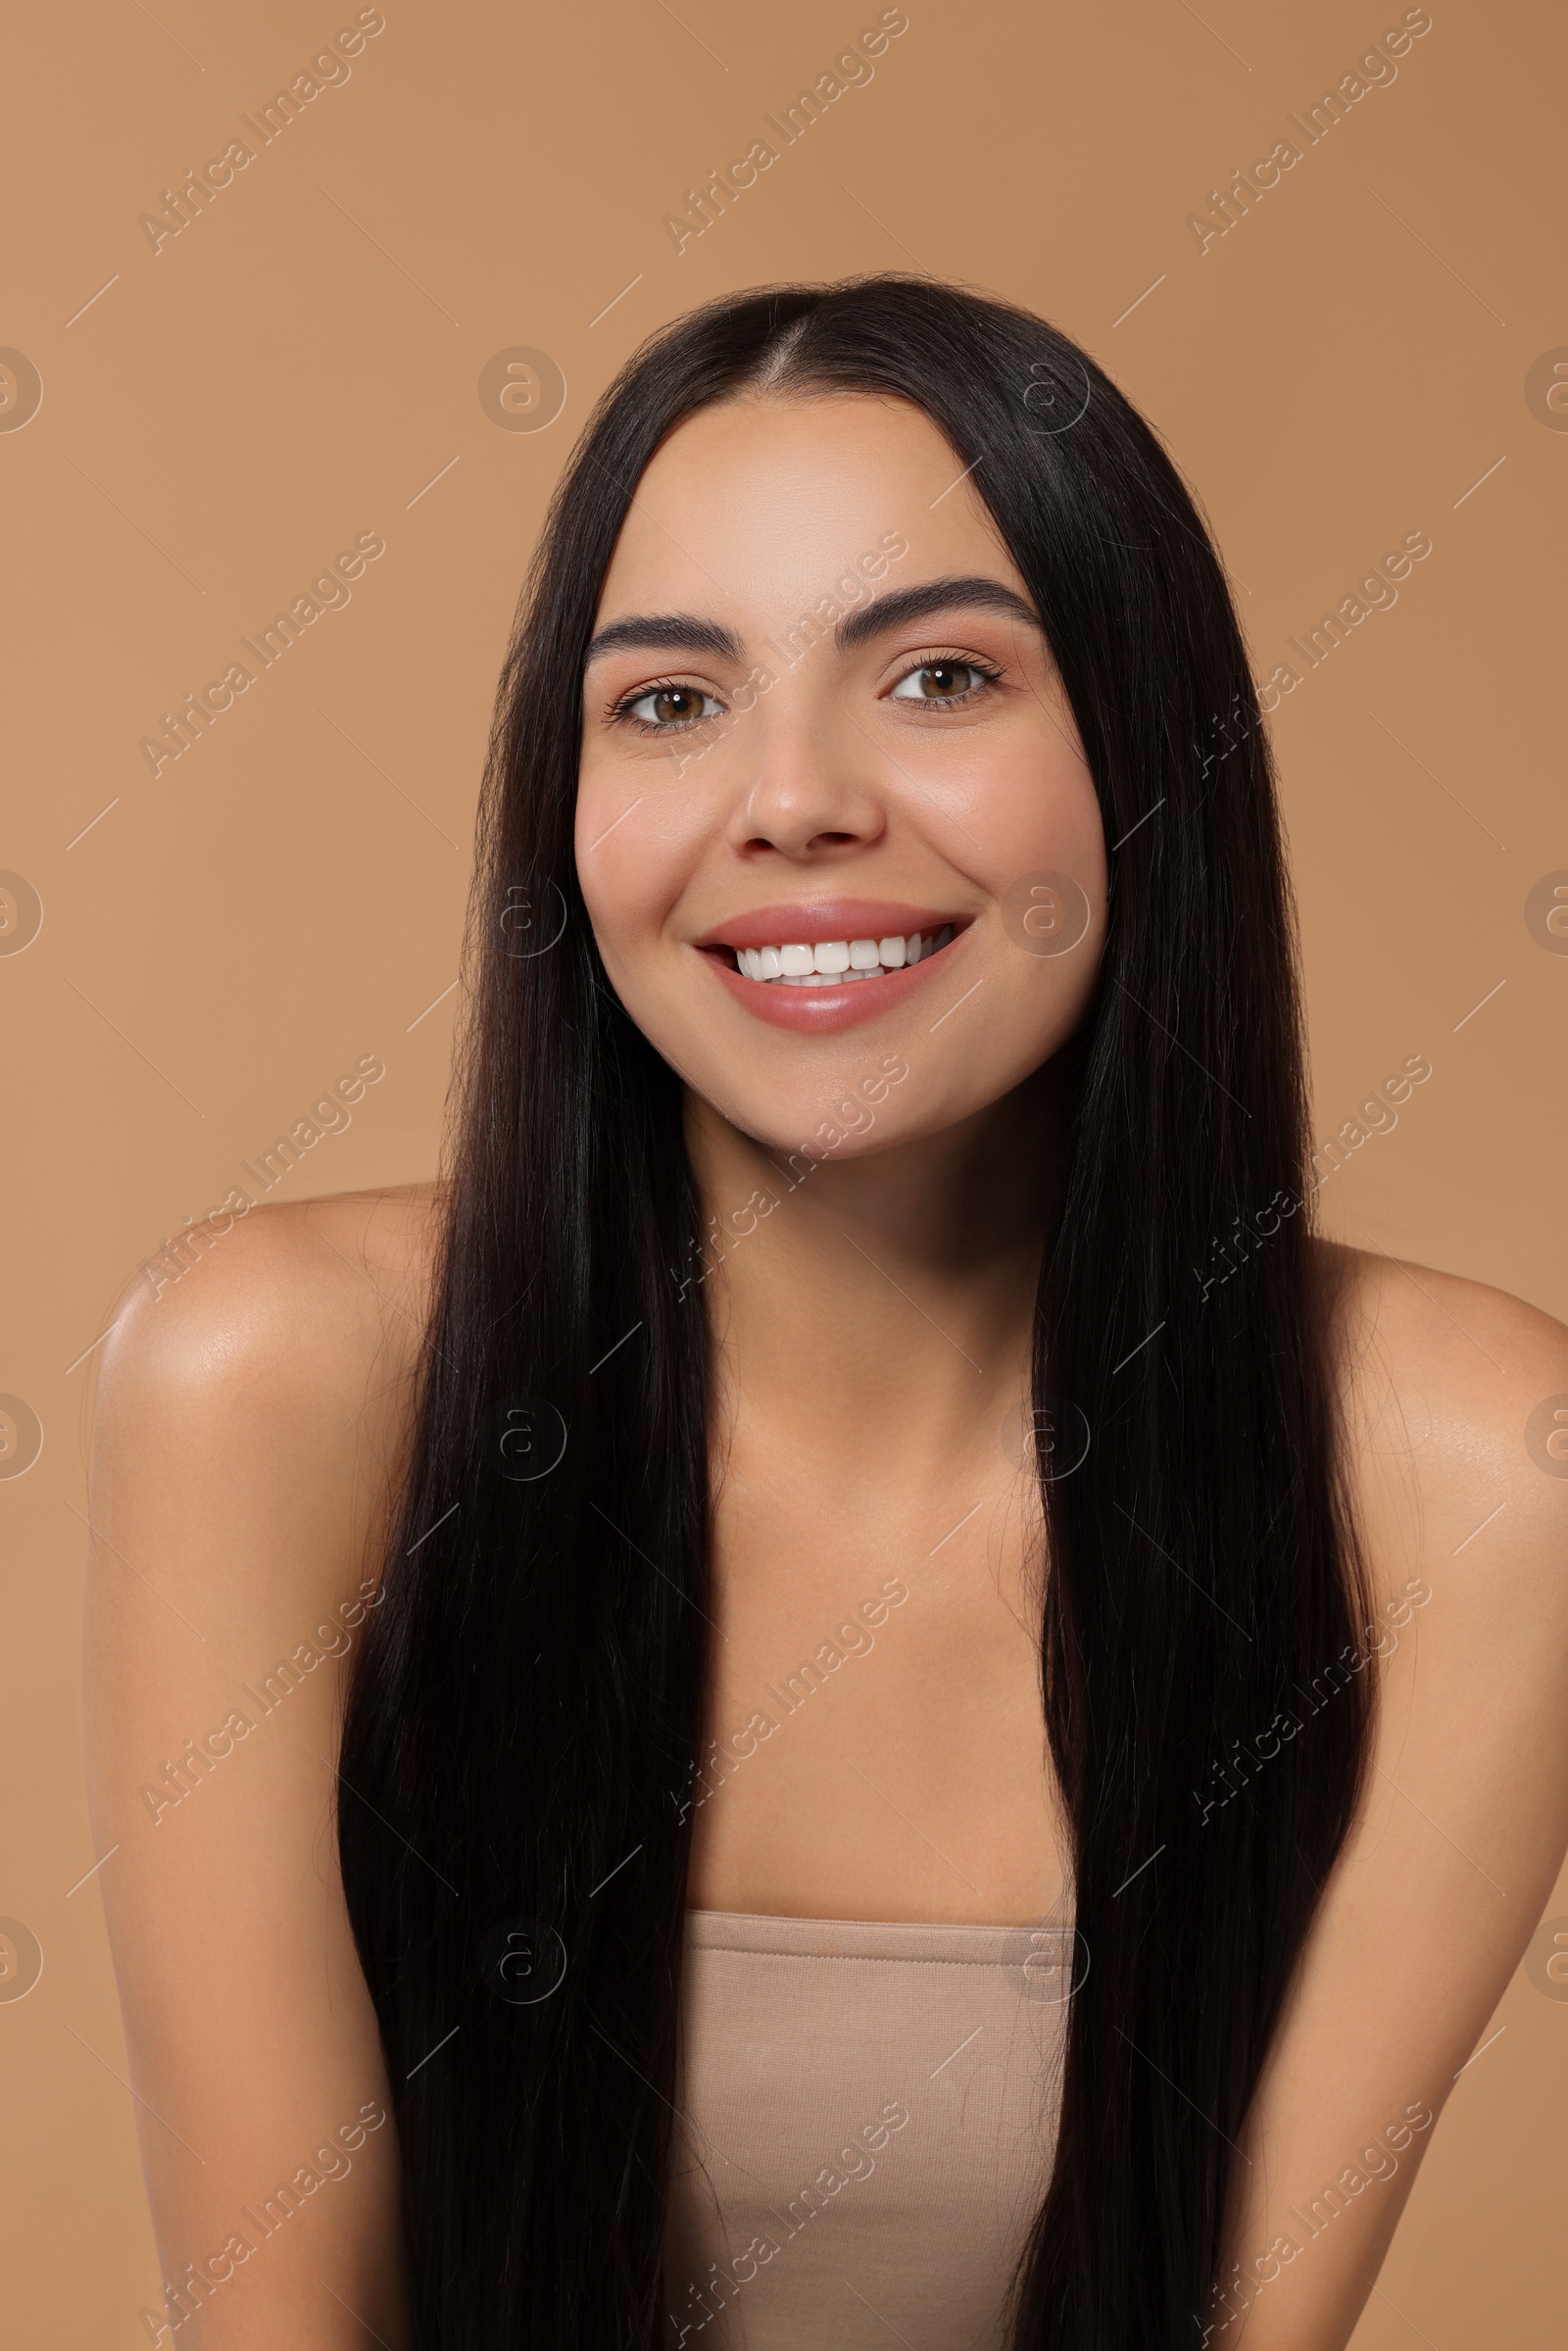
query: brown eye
[
  {"left": 619, "top": 683, "right": 721, "bottom": 728},
  {"left": 890, "top": 661, "right": 991, "bottom": 703}
]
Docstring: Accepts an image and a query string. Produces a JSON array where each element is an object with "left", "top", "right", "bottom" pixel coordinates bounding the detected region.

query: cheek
[
  {"left": 976, "top": 732, "right": 1106, "bottom": 905},
  {"left": 574, "top": 770, "right": 710, "bottom": 1002},
  {"left": 970, "top": 738, "right": 1108, "bottom": 1010}
]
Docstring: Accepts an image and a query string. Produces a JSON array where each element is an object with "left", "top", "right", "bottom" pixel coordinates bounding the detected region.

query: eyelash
[
  {"left": 605, "top": 676, "right": 720, "bottom": 734},
  {"left": 604, "top": 651, "right": 1004, "bottom": 734},
  {"left": 888, "top": 650, "right": 1004, "bottom": 710}
]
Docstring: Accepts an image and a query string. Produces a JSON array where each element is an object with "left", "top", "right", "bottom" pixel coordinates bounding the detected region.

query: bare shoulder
[
  {"left": 1316, "top": 1236, "right": 1568, "bottom": 1603},
  {"left": 92, "top": 1181, "right": 446, "bottom": 1590},
  {"left": 98, "top": 1179, "right": 446, "bottom": 1412},
  {"left": 1310, "top": 1236, "right": 1568, "bottom": 2011}
]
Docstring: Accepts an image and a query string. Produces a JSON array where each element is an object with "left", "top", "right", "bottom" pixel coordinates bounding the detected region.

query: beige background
[{"left": 3, "top": 0, "right": 1564, "bottom": 2339}]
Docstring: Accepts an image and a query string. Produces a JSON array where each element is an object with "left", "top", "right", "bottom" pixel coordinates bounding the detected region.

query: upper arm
[
  {"left": 1216, "top": 1260, "right": 1568, "bottom": 2349},
  {"left": 83, "top": 1196, "right": 430, "bottom": 2348}
]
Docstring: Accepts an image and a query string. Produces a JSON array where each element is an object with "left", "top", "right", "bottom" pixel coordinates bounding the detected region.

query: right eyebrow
[
  {"left": 582, "top": 613, "right": 745, "bottom": 666},
  {"left": 835, "top": 575, "right": 1043, "bottom": 655}
]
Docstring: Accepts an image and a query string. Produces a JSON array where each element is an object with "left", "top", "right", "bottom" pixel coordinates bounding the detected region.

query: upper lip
[{"left": 691, "top": 901, "right": 970, "bottom": 952}]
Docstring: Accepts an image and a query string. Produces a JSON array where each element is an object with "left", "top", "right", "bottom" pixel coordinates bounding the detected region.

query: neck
[{"left": 686, "top": 1053, "right": 1077, "bottom": 1490}]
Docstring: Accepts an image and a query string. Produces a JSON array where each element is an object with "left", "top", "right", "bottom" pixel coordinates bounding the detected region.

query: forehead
[{"left": 594, "top": 390, "right": 1021, "bottom": 627}]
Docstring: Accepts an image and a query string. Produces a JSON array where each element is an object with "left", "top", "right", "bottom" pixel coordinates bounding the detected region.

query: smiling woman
[{"left": 84, "top": 274, "right": 1568, "bottom": 2351}]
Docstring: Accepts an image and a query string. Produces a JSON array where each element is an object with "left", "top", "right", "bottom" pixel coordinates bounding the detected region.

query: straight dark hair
[{"left": 338, "top": 274, "right": 1376, "bottom": 2349}]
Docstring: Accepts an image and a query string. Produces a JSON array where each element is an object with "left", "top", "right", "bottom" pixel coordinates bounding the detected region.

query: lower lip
[{"left": 698, "top": 935, "right": 967, "bottom": 1032}]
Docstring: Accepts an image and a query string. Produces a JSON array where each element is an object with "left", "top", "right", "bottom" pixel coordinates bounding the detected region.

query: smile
[
  {"left": 692, "top": 903, "right": 972, "bottom": 1033},
  {"left": 730, "top": 926, "right": 954, "bottom": 985}
]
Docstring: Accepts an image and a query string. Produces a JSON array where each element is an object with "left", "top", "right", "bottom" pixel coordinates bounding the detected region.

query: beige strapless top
[{"left": 663, "top": 1907, "right": 1074, "bottom": 2349}]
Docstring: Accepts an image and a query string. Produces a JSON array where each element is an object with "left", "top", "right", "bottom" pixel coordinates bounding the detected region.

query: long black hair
[{"left": 337, "top": 274, "right": 1376, "bottom": 2349}]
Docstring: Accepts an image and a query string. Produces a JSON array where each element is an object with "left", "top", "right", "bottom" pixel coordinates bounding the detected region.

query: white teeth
[{"left": 727, "top": 925, "right": 956, "bottom": 983}]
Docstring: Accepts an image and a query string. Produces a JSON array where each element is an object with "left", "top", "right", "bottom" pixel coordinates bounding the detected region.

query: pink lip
[
  {"left": 690, "top": 901, "right": 965, "bottom": 953},
  {"left": 695, "top": 914, "right": 971, "bottom": 1034}
]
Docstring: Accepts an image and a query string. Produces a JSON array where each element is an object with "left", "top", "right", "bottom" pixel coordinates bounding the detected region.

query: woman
[{"left": 85, "top": 276, "right": 1568, "bottom": 2351}]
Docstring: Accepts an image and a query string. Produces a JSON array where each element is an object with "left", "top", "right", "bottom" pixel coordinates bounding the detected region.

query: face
[{"left": 575, "top": 392, "right": 1107, "bottom": 1162}]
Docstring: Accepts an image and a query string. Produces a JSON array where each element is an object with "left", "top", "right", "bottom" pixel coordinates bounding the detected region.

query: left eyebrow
[{"left": 834, "top": 575, "right": 1043, "bottom": 654}]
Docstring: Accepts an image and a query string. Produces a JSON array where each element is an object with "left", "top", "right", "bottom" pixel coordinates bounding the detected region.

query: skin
[{"left": 83, "top": 394, "right": 1568, "bottom": 2350}]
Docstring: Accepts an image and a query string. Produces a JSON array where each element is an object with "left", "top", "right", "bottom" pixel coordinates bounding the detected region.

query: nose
[{"left": 725, "top": 702, "right": 888, "bottom": 863}]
